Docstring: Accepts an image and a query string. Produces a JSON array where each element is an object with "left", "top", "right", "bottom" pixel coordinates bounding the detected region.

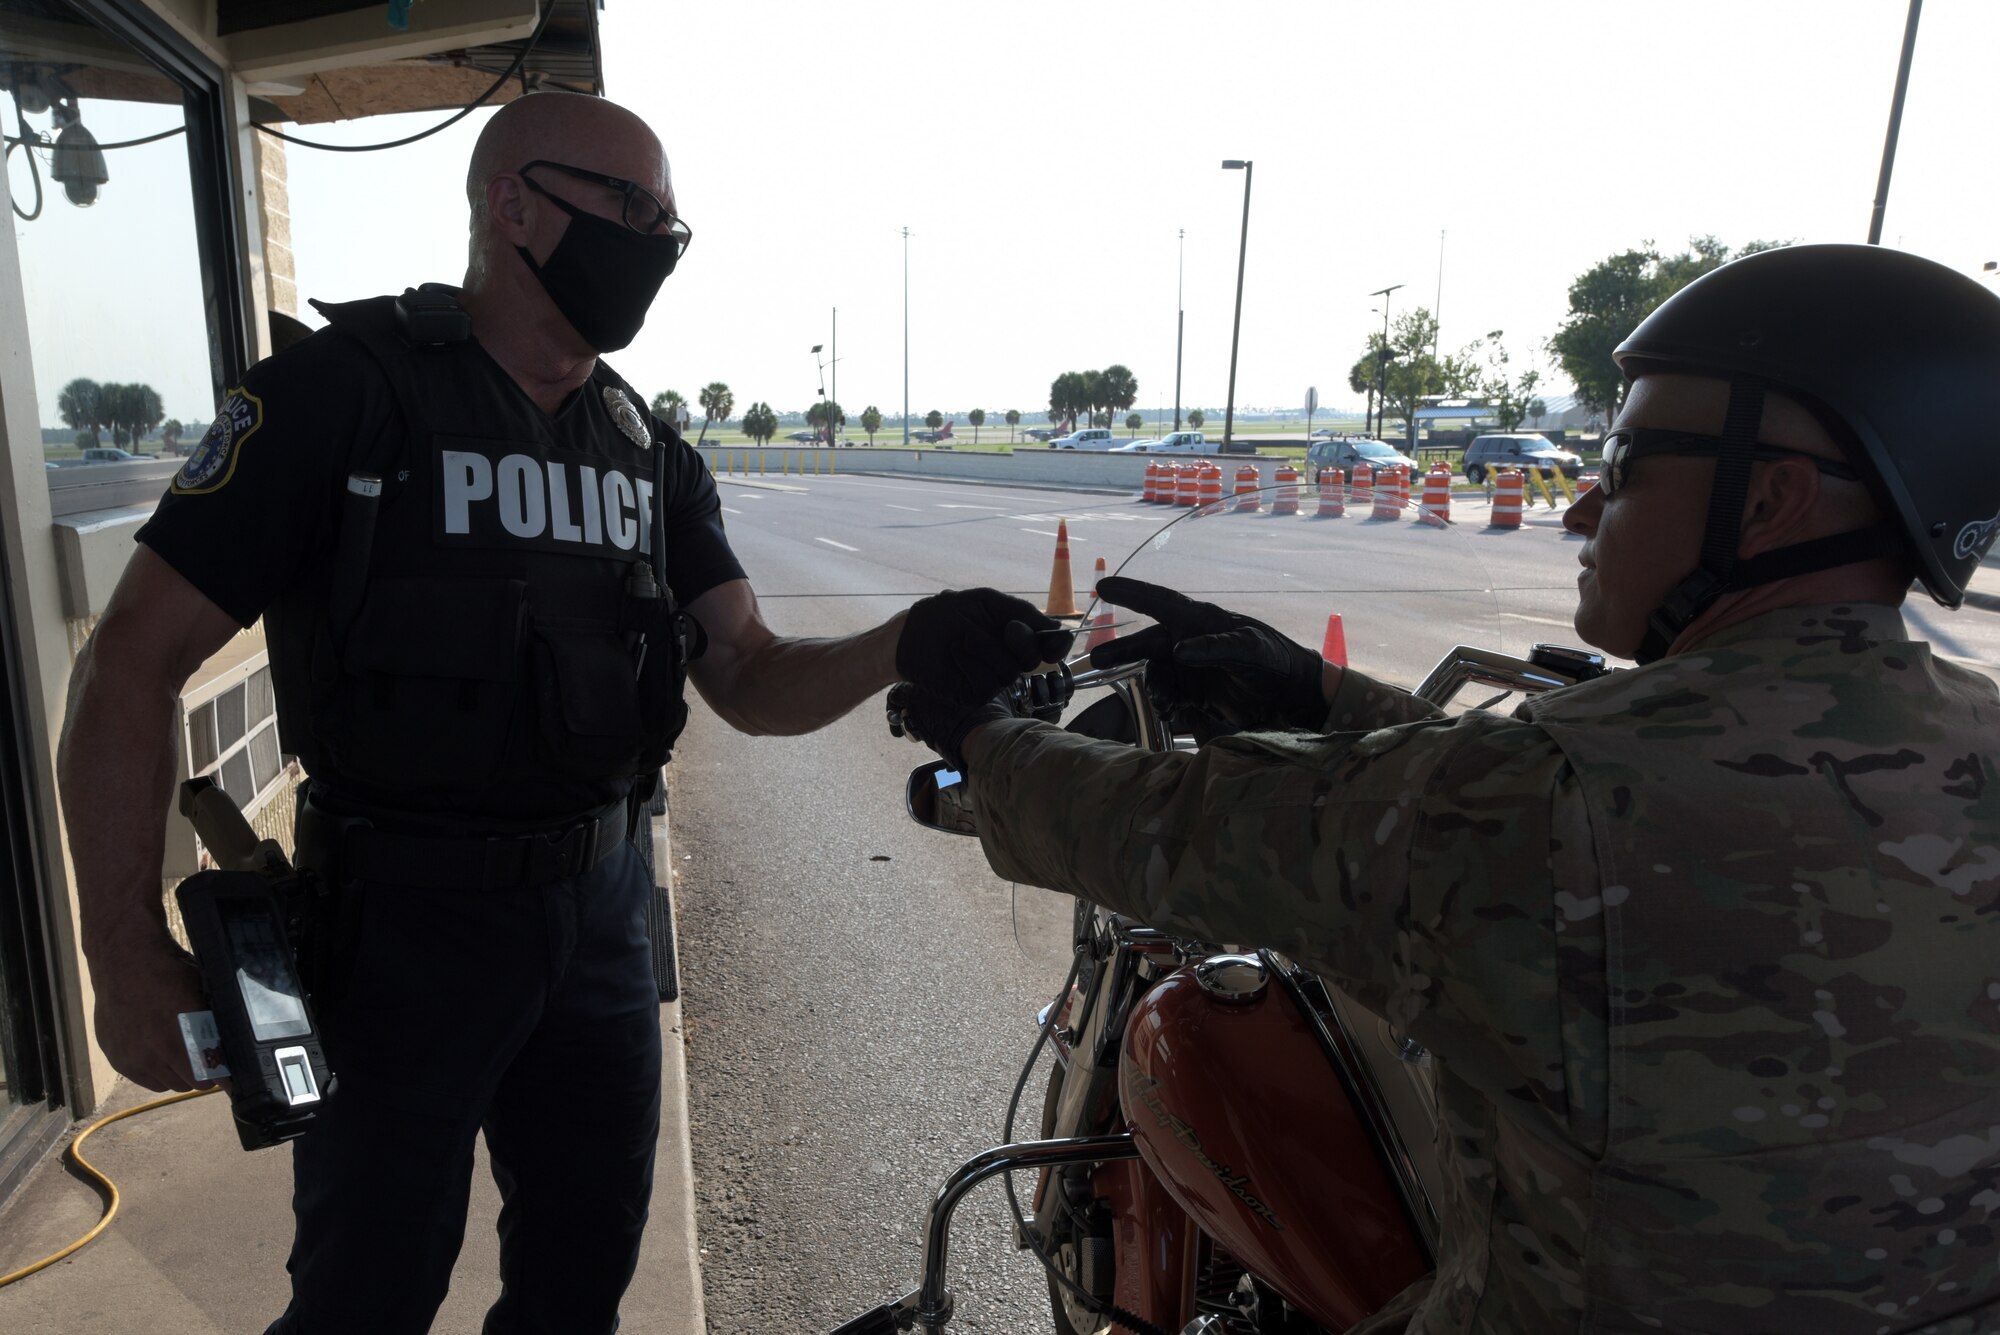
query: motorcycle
[{"left": 839, "top": 477, "right": 1606, "bottom": 1335}]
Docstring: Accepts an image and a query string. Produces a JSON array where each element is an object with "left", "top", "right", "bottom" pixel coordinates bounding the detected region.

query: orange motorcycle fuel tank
[{"left": 1119, "top": 954, "right": 1430, "bottom": 1330}]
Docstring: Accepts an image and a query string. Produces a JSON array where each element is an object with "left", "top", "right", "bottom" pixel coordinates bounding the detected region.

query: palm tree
[
  {"left": 1081, "top": 368, "right": 1106, "bottom": 429},
  {"left": 742, "top": 402, "right": 778, "bottom": 445},
  {"left": 56, "top": 378, "right": 101, "bottom": 437},
  {"left": 1188, "top": 409, "right": 1206, "bottom": 429},
  {"left": 651, "top": 389, "right": 687, "bottom": 428},
  {"left": 1102, "top": 364, "right": 1139, "bottom": 429},
  {"left": 968, "top": 408, "right": 986, "bottom": 446},
  {"left": 861, "top": 405, "right": 883, "bottom": 446},
  {"left": 925, "top": 409, "right": 944, "bottom": 432},
  {"left": 697, "top": 382, "right": 733, "bottom": 445},
  {"left": 1005, "top": 408, "right": 1021, "bottom": 443},
  {"left": 1126, "top": 413, "right": 1144, "bottom": 432}
]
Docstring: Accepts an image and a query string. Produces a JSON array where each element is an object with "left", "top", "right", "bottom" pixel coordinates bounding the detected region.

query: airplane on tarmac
[{"left": 911, "top": 419, "right": 955, "bottom": 444}]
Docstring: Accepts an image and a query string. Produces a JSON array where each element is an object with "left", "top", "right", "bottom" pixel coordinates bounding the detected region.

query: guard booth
[{"left": 0, "top": 0, "right": 603, "bottom": 1209}]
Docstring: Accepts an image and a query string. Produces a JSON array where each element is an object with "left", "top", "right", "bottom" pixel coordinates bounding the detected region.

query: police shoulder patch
[{"left": 174, "top": 387, "right": 264, "bottom": 494}]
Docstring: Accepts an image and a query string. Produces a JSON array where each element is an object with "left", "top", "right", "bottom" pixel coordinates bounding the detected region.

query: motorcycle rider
[{"left": 894, "top": 244, "right": 2000, "bottom": 1333}]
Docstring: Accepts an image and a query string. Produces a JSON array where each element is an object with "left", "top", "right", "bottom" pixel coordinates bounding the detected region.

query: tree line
[
  {"left": 648, "top": 386, "right": 1035, "bottom": 447},
  {"left": 1046, "top": 365, "right": 1138, "bottom": 432},
  {"left": 1349, "top": 236, "right": 1784, "bottom": 441},
  {"left": 56, "top": 378, "right": 182, "bottom": 449}
]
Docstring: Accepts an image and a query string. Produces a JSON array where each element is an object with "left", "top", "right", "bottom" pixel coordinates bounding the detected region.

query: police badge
[
  {"left": 174, "top": 388, "right": 264, "bottom": 495},
  {"left": 603, "top": 387, "right": 651, "bottom": 450}
]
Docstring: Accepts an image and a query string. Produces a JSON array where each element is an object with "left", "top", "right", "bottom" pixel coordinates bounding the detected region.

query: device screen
[{"left": 220, "top": 900, "right": 312, "bottom": 1041}]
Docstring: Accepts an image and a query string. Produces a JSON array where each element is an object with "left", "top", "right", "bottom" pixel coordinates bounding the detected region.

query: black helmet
[{"left": 1614, "top": 242, "right": 2000, "bottom": 609}]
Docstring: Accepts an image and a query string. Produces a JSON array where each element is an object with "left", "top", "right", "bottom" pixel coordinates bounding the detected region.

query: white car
[
  {"left": 1110, "top": 438, "right": 1161, "bottom": 453},
  {"left": 1050, "top": 427, "right": 1117, "bottom": 450},
  {"left": 1148, "top": 431, "right": 1209, "bottom": 453}
]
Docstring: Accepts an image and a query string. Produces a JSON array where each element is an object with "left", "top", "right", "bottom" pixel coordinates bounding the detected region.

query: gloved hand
[
  {"left": 897, "top": 588, "right": 1076, "bottom": 703},
  {"left": 888, "top": 668, "right": 1073, "bottom": 770},
  {"left": 1088, "top": 576, "right": 1328, "bottom": 733},
  {"left": 887, "top": 682, "right": 1011, "bottom": 771}
]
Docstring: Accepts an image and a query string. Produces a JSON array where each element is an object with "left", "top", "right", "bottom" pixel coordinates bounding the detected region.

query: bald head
[
  {"left": 467, "top": 92, "right": 670, "bottom": 212},
  {"left": 464, "top": 93, "right": 673, "bottom": 282}
]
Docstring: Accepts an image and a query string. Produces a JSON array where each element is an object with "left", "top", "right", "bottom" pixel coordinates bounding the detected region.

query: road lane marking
[
  {"left": 1495, "top": 612, "right": 1576, "bottom": 628},
  {"left": 886, "top": 504, "right": 921, "bottom": 511},
  {"left": 1020, "top": 528, "right": 1080, "bottom": 540},
  {"left": 936, "top": 503, "right": 1013, "bottom": 510},
  {"left": 721, "top": 506, "right": 742, "bottom": 515},
  {"left": 815, "top": 537, "right": 859, "bottom": 552}
]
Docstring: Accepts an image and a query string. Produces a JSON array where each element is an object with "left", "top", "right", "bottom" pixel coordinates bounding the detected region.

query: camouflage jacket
[{"left": 967, "top": 604, "right": 2000, "bottom": 1334}]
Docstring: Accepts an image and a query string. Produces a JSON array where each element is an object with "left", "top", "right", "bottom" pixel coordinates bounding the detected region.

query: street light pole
[
  {"left": 831, "top": 306, "right": 838, "bottom": 446},
  {"left": 1368, "top": 283, "right": 1403, "bottom": 438},
  {"left": 1220, "top": 160, "right": 1252, "bottom": 452},
  {"left": 1174, "top": 227, "right": 1185, "bottom": 432},
  {"left": 902, "top": 227, "right": 911, "bottom": 445}
]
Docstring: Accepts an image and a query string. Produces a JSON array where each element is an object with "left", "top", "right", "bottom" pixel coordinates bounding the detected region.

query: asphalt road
[{"left": 668, "top": 471, "right": 2000, "bottom": 1333}]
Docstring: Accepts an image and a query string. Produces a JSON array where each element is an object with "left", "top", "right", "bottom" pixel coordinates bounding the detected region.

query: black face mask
[{"left": 516, "top": 187, "right": 681, "bottom": 353}]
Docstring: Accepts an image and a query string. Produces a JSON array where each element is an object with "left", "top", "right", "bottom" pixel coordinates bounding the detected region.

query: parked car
[
  {"left": 1460, "top": 433, "right": 1583, "bottom": 483},
  {"left": 1049, "top": 427, "right": 1117, "bottom": 450},
  {"left": 1109, "top": 438, "right": 1161, "bottom": 453},
  {"left": 1147, "top": 431, "right": 1208, "bottom": 453},
  {"left": 79, "top": 446, "right": 152, "bottom": 463},
  {"left": 1303, "top": 436, "right": 1417, "bottom": 476}
]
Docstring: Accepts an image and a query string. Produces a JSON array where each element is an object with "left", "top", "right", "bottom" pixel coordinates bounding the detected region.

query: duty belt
[{"left": 298, "top": 792, "right": 629, "bottom": 891}]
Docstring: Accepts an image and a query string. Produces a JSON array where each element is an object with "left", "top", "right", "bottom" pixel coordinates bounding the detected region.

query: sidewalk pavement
[{"left": 0, "top": 807, "right": 705, "bottom": 1335}]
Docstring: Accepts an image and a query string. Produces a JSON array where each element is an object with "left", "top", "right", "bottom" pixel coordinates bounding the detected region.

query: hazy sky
[{"left": 16, "top": 2, "right": 2000, "bottom": 431}]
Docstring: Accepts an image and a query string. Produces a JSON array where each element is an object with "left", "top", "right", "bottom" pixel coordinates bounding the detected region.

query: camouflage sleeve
[
  {"left": 1321, "top": 664, "right": 1447, "bottom": 731},
  {"left": 965, "top": 709, "right": 1595, "bottom": 1124}
]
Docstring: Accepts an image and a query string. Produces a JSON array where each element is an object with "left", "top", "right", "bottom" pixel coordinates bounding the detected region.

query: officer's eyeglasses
[
  {"left": 517, "top": 160, "right": 693, "bottom": 255},
  {"left": 1598, "top": 427, "right": 1860, "bottom": 499}
]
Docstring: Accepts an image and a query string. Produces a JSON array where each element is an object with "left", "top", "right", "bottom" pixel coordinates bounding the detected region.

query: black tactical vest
[{"left": 265, "top": 289, "right": 690, "bottom": 821}]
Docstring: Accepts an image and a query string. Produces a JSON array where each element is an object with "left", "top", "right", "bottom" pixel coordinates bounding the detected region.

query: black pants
[{"left": 264, "top": 840, "right": 663, "bottom": 1335}]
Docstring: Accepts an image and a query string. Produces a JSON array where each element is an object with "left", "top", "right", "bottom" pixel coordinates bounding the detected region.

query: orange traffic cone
[
  {"left": 1321, "top": 612, "right": 1347, "bottom": 667},
  {"left": 1085, "top": 557, "right": 1116, "bottom": 649},
  {"left": 1044, "top": 518, "right": 1081, "bottom": 619}
]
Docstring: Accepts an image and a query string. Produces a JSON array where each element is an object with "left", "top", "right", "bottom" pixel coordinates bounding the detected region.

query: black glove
[
  {"left": 888, "top": 669, "right": 1073, "bottom": 770},
  {"left": 1087, "top": 576, "right": 1327, "bottom": 732},
  {"left": 897, "top": 589, "right": 1076, "bottom": 704}
]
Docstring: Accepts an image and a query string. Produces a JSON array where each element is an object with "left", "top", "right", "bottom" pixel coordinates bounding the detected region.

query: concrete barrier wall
[{"left": 693, "top": 445, "right": 1283, "bottom": 492}]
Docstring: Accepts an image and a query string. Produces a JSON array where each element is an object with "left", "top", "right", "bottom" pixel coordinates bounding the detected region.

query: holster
[{"left": 291, "top": 787, "right": 366, "bottom": 1006}]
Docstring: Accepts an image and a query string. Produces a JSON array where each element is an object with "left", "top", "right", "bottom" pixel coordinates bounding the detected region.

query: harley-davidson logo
[{"left": 1129, "top": 1070, "right": 1283, "bottom": 1231}]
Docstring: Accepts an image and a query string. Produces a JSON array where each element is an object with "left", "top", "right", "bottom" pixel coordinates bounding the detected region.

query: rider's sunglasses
[
  {"left": 518, "top": 159, "right": 693, "bottom": 255},
  {"left": 1598, "top": 427, "right": 1860, "bottom": 498}
]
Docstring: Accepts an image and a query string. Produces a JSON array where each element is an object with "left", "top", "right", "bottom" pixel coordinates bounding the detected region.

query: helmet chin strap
[{"left": 1635, "top": 376, "right": 1903, "bottom": 664}]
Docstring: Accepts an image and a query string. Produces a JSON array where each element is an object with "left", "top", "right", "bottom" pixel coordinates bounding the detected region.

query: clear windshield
[{"left": 1076, "top": 481, "right": 1575, "bottom": 708}]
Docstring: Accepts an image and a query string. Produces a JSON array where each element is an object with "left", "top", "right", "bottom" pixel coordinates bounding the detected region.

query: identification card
[{"left": 178, "top": 1009, "right": 232, "bottom": 1081}]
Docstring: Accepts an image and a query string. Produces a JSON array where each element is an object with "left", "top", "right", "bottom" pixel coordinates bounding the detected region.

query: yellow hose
[{"left": 0, "top": 1087, "right": 219, "bottom": 1289}]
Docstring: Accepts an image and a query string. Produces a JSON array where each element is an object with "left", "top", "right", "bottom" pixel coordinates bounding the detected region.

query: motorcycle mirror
[{"left": 905, "top": 760, "right": 979, "bottom": 837}]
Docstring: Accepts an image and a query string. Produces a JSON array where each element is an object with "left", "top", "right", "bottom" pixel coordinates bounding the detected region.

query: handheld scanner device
[
  {"left": 175, "top": 778, "right": 333, "bottom": 1150},
  {"left": 176, "top": 870, "right": 332, "bottom": 1148}
]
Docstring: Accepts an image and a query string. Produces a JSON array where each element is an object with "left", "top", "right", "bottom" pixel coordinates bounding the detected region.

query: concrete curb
[{"left": 647, "top": 797, "right": 706, "bottom": 1335}]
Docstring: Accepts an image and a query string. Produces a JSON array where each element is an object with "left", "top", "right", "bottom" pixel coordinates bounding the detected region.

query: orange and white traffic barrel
[
  {"left": 1419, "top": 464, "right": 1452, "bottom": 527},
  {"left": 1273, "top": 463, "right": 1300, "bottom": 515},
  {"left": 1316, "top": 467, "right": 1345, "bottom": 517},
  {"left": 1490, "top": 468, "right": 1524, "bottom": 529},
  {"left": 1352, "top": 464, "right": 1375, "bottom": 514},
  {"left": 1177, "top": 462, "right": 1200, "bottom": 507},
  {"left": 1235, "top": 463, "right": 1261, "bottom": 512},
  {"left": 1198, "top": 462, "right": 1224, "bottom": 509},
  {"left": 1372, "top": 465, "right": 1403, "bottom": 520},
  {"left": 1141, "top": 460, "right": 1157, "bottom": 503}
]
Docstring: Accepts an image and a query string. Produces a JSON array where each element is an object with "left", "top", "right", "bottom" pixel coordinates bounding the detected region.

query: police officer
[
  {"left": 56, "top": 91, "right": 1060, "bottom": 1334},
  {"left": 895, "top": 244, "right": 2000, "bottom": 1332}
]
